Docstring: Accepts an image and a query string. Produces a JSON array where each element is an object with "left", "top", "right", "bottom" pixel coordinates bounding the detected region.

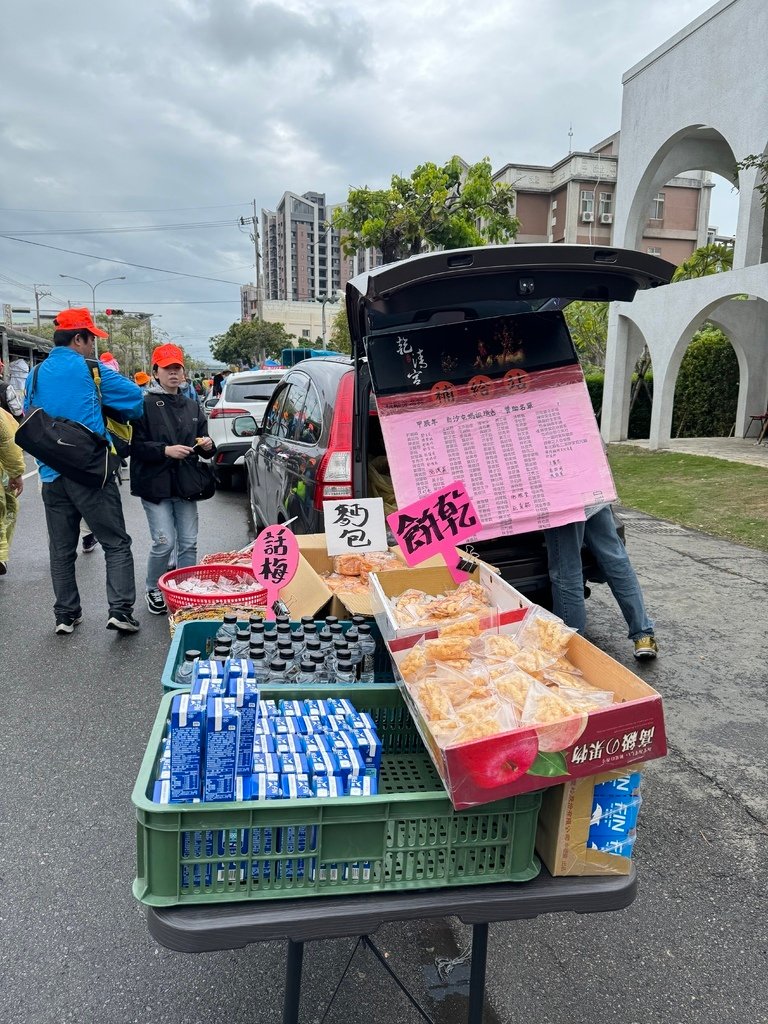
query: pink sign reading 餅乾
[
  {"left": 387, "top": 482, "right": 480, "bottom": 583},
  {"left": 251, "top": 524, "right": 299, "bottom": 620},
  {"left": 378, "top": 369, "right": 615, "bottom": 542}
]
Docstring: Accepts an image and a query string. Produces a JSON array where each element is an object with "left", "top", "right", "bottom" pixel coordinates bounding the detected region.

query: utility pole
[
  {"left": 34, "top": 284, "right": 51, "bottom": 328},
  {"left": 239, "top": 201, "right": 264, "bottom": 321}
]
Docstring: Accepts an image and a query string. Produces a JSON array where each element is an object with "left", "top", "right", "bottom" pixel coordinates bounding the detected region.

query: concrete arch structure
[{"left": 603, "top": 0, "right": 768, "bottom": 448}]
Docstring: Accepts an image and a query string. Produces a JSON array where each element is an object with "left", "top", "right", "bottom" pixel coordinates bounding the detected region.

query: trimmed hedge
[{"left": 585, "top": 329, "right": 738, "bottom": 438}]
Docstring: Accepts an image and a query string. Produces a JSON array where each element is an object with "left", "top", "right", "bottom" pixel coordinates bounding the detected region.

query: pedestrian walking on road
[
  {"left": 129, "top": 343, "right": 216, "bottom": 616},
  {"left": 544, "top": 503, "right": 658, "bottom": 660},
  {"left": 23, "top": 308, "right": 144, "bottom": 635},
  {"left": 0, "top": 360, "right": 24, "bottom": 421},
  {"left": 0, "top": 407, "right": 25, "bottom": 575}
]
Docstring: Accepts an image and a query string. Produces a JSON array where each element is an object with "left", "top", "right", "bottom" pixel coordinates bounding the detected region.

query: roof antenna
[{"left": 568, "top": 123, "right": 574, "bottom": 154}]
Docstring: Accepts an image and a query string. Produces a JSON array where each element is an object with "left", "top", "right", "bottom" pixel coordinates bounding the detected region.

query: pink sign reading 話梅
[
  {"left": 251, "top": 523, "right": 300, "bottom": 620},
  {"left": 387, "top": 481, "right": 480, "bottom": 583}
]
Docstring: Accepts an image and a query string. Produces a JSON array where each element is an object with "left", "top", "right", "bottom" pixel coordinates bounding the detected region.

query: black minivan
[{"left": 244, "top": 244, "right": 674, "bottom": 602}]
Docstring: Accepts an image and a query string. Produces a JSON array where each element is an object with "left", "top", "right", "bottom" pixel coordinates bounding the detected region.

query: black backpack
[{"left": 15, "top": 365, "right": 122, "bottom": 488}]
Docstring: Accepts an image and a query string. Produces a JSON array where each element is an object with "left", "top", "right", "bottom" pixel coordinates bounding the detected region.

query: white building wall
[{"left": 604, "top": 0, "right": 768, "bottom": 448}]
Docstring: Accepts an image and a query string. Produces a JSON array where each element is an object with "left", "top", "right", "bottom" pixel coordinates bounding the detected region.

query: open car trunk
[{"left": 348, "top": 244, "right": 674, "bottom": 600}]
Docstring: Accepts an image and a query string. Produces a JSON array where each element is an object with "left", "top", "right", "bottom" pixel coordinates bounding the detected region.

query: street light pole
[
  {"left": 317, "top": 294, "right": 338, "bottom": 346},
  {"left": 58, "top": 273, "right": 126, "bottom": 357}
]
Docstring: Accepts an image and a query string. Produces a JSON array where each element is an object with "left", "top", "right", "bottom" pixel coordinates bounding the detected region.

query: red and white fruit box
[{"left": 387, "top": 631, "right": 667, "bottom": 810}]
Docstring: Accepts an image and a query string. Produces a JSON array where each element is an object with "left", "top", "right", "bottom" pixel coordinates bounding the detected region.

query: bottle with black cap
[
  {"left": 334, "top": 651, "right": 356, "bottom": 686},
  {"left": 310, "top": 651, "right": 326, "bottom": 682},
  {"left": 269, "top": 658, "right": 288, "bottom": 684},
  {"left": 215, "top": 611, "right": 239, "bottom": 645},
  {"left": 296, "top": 658, "right": 317, "bottom": 684},
  {"left": 251, "top": 650, "right": 270, "bottom": 686},
  {"left": 231, "top": 627, "right": 251, "bottom": 659},
  {"left": 174, "top": 649, "right": 201, "bottom": 686}
]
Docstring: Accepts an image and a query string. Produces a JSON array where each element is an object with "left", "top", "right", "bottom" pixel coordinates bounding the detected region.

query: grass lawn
[{"left": 607, "top": 445, "right": 768, "bottom": 552}]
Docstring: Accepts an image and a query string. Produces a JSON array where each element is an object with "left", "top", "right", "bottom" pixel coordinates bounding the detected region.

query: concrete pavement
[{"left": 1, "top": 473, "right": 766, "bottom": 1024}]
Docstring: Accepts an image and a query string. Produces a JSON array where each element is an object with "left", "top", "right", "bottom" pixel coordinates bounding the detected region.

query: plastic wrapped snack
[
  {"left": 521, "top": 678, "right": 580, "bottom": 726},
  {"left": 473, "top": 633, "right": 558, "bottom": 677},
  {"left": 424, "top": 635, "right": 475, "bottom": 664},
  {"left": 516, "top": 607, "right": 578, "bottom": 658},
  {"left": 556, "top": 684, "right": 615, "bottom": 713},
  {"left": 399, "top": 642, "right": 428, "bottom": 683},
  {"left": 493, "top": 668, "right": 538, "bottom": 710},
  {"left": 410, "top": 678, "right": 455, "bottom": 722},
  {"left": 452, "top": 697, "right": 518, "bottom": 745},
  {"left": 439, "top": 616, "right": 484, "bottom": 638},
  {"left": 333, "top": 553, "right": 365, "bottom": 576}
]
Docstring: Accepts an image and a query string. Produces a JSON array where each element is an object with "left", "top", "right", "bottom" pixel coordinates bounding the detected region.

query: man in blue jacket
[{"left": 25, "top": 308, "right": 145, "bottom": 635}]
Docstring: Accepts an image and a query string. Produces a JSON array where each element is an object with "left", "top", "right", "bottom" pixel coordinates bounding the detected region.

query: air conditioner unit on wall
[
  {"left": 601, "top": 213, "right": 613, "bottom": 224},
  {"left": 582, "top": 212, "right": 594, "bottom": 223}
]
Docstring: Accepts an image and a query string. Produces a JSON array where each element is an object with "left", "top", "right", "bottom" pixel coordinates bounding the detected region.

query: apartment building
[{"left": 493, "top": 132, "right": 713, "bottom": 264}]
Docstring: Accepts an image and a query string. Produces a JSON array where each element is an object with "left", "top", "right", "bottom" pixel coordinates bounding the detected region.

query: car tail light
[
  {"left": 314, "top": 371, "right": 354, "bottom": 510},
  {"left": 209, "top": 406, "right": 250, "bottom": 419}
]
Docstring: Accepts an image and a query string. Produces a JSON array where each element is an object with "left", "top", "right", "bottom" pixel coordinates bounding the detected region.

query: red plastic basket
[{"left": 158, "top": 564, "right": 267, "bottom": 613}]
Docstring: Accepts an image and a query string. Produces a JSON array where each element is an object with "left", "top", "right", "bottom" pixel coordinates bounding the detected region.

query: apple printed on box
[{"left": 388, "top": 632, "right": 667, "bottom": 811}]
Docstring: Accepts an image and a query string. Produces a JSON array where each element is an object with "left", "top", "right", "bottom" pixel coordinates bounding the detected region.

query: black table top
[{"left": 147, "top": 867, "right": 637, "bottom": 952}]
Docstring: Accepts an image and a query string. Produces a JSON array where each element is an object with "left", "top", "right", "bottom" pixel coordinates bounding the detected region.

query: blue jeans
[
  {"left": 544, "top": 505, "right": 654, "bottom": 640},
  {"left": 141, "top": 498, "right": 199, "bottom": 590}
]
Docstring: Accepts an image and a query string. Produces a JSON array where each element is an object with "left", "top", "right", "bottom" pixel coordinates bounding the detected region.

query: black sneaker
[
  {"left": 82, "top": 533, "right": 98, "bottom": 554},
  {"left": 55, "top": 615, "right": 83, "bottom": 635},
  {"left": 145, "top": 588, "right": 168, "bottom": 615},
  {"left": 106, "top": 612, "right": 141, "bottom": 633}
]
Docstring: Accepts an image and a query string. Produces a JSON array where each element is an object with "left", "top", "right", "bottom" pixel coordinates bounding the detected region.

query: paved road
[{"left": 1, "top": 472, "right": 766, "bottom": 1024}]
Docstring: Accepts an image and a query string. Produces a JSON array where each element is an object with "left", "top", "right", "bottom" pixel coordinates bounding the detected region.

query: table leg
[
  {"left": 467, "top": 922, "right": 489, "bottom": 1024},
  {"left": 283, "top": 939, "right": 304, "bottom": 1024}
]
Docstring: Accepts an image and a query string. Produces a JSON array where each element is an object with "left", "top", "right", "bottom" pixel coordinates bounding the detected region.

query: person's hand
[
  {"left": 196, "top": 436, "right": 214, "bottom": 452},
  {"left": 165, "top": 444, "right": 194, "bottom": 460},
  {"left": 7, "top": 475, "right": 23, "bottom": 496}
]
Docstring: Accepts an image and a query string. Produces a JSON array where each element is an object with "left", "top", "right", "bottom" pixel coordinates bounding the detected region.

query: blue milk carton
[
  {"left": 279, "top": 751, "right": 310, "bottom": 777},
  {"left": 344, "top": 775, "right": 377, "bottom": 882},
  {"left": 227, "top": 676, "right": 260, "bottom": 776},
  {"left": 589, "top": 796, "right": 642, "bottom": 838},
  {"left": 253, "top": 733, "right": 276, "bottom": 753},
  {"left": 334, "top": 745, "right": 366, "bottom": 784},
  {"left": 327, "top": 698, "right": 356, "bottom": 718},
  {"left": 307, "top": 747, "right": 340, "bottom": 779},
  {"left": 250, "top": 774, "right": 281, "bottom": 882},
  {"left": 279, "top": 776, "right": 314, "bottom": 881},
  {"left": 345, "top": 712, "right": 376, "bottom": 732},
  {"left": 304, "top": 699, "right": 331, "bottom": 718},
  {"left": 588, "top": 833, "right": 637, "bottom": 857},
  {"left": 305, "top": 734, "right": 333, "bottom": 755},
  {"left": 278, "top": 699, "right": 308, "bottom": 717},
  {"left": 312, "top": 777, "right": 345, "bottom": 798},
  {"left": 190, "top": 673, "right": 227, "bottom": 703},
  {"left": 203, "top": 697, "right": 241, "bottom": 802},
  {"left": 259, "top": 699, "right": 279, "bottom": 718},
  {"left": 252, "top": 751, "right": 281, "bottom": 775},
  {"left": 275, "top": 734, "right": 307, "bottom": 755},
  {"left": 352, "top": 729, "right": 383, "bottom": 771},
  {"left": 169, "top": 694, "right": 204, "bottom": 801},
  {"left": 226, "top": 657, "right": 255, "bottom": 681}
]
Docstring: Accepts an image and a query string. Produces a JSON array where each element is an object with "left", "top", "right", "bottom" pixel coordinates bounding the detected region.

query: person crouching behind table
[{"left": 129, "top": 344, "right": 216, "bottom": 616}]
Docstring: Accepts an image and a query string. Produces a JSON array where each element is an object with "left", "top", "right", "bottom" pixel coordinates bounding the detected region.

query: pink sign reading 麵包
[{"left": 377, "top": 366, "right": 616, "bottom": 542}]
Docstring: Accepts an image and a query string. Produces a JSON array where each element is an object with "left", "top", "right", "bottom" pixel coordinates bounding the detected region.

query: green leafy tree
[
  {"left": 333, "top": 156, "right": 519, "bottom": 263},
  {"left": 563, "top": 301, "right": 608, "bottom": 370},
  {"left": 328, "top": 304, "right": 351, "bottom": 355},
  {"left": 734, "top": 153, "right": 768, "bottom": 209},
  {"left": 210, "top": 319, "right": 296, "bottom": 367},
  {"left": 672, "top": 243, "right": 733, "bottom": 281},
  {"left": 672, "top": 325, "right": 739, "bottom": 437}
]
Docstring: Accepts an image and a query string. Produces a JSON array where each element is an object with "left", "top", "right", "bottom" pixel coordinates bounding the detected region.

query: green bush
[
  {"left": 671, "top": 327, "right": 739, "bottom": 437},
  {"left": 584, "top": 371, "right": 653, "bottom": 439}
]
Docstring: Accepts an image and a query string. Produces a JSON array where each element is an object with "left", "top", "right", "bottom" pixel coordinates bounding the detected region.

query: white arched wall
[
  {"left": 604, "top": 0, "right": 768, "bottom": 446},
  {"left": 604, "top": 265, "right": 768, "bottom": 447}
]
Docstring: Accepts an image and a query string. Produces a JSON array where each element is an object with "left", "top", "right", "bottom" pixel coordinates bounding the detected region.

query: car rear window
[{"left": 225, "top": 379, "right": 281, "bottom": 402}]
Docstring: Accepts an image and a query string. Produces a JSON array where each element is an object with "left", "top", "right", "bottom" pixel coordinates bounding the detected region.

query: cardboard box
[
  {"left": 536, "top": 769, "right": 643, "bottom": 876},
  {"left": 279, "top": 550, "right": 334, "bottom": 619},
  {"left": 388, "top": 631, "right": 666, "bottom": 809},
  {"left": 370, "top": 561, "right": 530, "bottom": 641},
  {"left": 295, "top": 534, "right": 407, "bottom": 618}
]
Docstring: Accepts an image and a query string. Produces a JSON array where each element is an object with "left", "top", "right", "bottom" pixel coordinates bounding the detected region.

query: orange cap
[
  {"left": 99, "top": 351, "right": 115, "bottom": 362},
  {"left": 134, "top": 371, "right": 151, "bottom": 386},
  {"left": 151, "top": 343, "right": 185, "bottom": 368},
  {"left": 54, "top": 307, "right": 108, "bottom": 339}
]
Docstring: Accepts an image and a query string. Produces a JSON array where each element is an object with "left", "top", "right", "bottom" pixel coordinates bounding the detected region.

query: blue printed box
[
  {"left": 169, "top": 693, "right": 204, "bottom": 802},
  {"left": 227, "top": 677, "right": 259, "bottom": 776},
  {"left": 252, "top": 751, "right": 281, "bottom": 775},
  {"left": 203, "top": 697, "right": 241, "bottom": 802},
  {"left": 589, "top": 797, "right": 642, "bottom": 837},
  {"left": 593, "top": 771, "right": 642, "bottom": 800}
]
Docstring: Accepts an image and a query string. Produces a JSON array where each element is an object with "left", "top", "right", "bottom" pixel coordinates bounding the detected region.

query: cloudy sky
[{"left": 0, "top": 0, "right": 734, "bottom": 360}]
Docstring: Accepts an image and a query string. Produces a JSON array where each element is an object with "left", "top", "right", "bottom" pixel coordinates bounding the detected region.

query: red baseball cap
[
  {"left": 54, "top": 307, "right": 109, "bottom": 338},
  {"left": 151, "top": 343, "right": 185, "bottom": 368}
]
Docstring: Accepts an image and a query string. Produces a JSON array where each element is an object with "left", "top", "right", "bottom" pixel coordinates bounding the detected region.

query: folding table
[{"left": 147, "top": 867, "right": 636, "bottom": 1024}]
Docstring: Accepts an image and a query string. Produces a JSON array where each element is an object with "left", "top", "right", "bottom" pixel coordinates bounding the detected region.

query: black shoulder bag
[
  {"left": 154, "top": 397, "right": 216, "bottom": 502},
  {"left": 15, "top": 365, "right": 121, "bottom": 488}
]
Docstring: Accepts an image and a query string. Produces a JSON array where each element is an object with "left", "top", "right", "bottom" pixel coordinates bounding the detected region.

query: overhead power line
[
  {"left": 0, "top": 219, "right": 236, "bottom": 237},
  {"left": 0, "top": 235, "right": 243, "bottom": 286},
  {"left": 0, "top": 202, "right": 251, "bottom": 214}
]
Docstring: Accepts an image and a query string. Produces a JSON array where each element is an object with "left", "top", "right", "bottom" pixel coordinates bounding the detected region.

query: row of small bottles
[{"left": 175, "top": 613, "right": 379, "bottom": 686}]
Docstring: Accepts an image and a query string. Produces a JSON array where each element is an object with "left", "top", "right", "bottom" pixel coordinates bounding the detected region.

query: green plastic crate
[
  {"left": 132, "top": 686, "right": 541, "bottom": 906},
  {"left": 162, "top": 619, "right": 394, "bottom": 691}
]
